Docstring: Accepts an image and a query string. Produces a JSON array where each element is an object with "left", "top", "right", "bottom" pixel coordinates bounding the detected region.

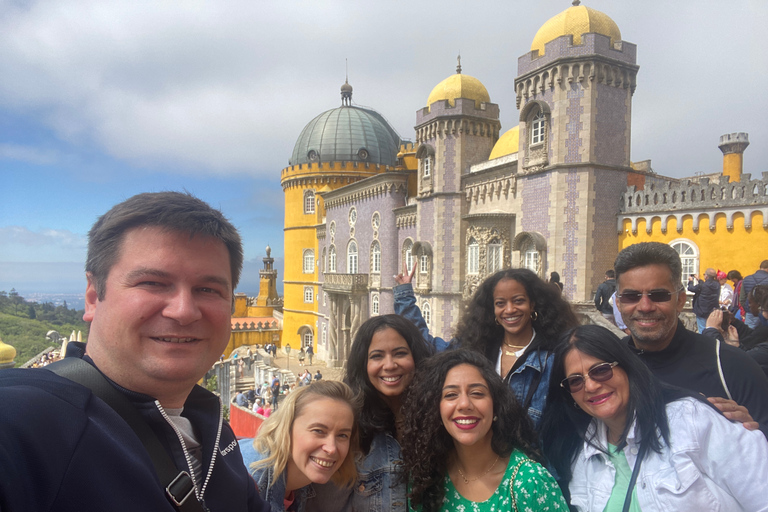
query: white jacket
[{"left": 569, "top": 397, "right": 768, "bottom": 511}]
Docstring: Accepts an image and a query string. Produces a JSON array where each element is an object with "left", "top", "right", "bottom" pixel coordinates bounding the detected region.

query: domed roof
[
  {"left": 489, "top": 126, "right": 520, "bottom": 160},
  {"left": 426, "top": 72, "right": 490, "bottom": 110},
  {"left": 289, "top": 105, "right": 401, "bottom": 167},
  {"left": 0, "top": 337, "right": 16, "bottom": 366},
  {"left": 531, "top": 1, "right": 621, "bottom": 56}
]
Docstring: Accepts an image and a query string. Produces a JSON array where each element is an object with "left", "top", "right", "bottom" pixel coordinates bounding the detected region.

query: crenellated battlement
[
  {"left": 518, "top": 32, "right": 637, "bottom": 76},
  {"left": 416, "top": 97, "right": 500, "bottom": 130},
  {"left": 619, "top": 172, "right": 768, "bottom": 233}
]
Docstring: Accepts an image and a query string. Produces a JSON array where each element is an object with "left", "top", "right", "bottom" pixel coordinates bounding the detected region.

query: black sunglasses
[
  {"left": 617, "top": 290, "right": 677, "bottom": 304},
  {"left": 560, "top": 361, "right": 619, "bottom": 393}
]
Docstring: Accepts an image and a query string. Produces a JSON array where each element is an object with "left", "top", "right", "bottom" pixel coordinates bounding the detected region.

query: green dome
[{"left": 289, "top": 105, "right": 401, "bottom": 167}]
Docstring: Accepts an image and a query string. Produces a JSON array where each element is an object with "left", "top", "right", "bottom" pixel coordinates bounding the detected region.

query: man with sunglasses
[{"left": 614, "top": 242, "right": 768, "bottom": 439}]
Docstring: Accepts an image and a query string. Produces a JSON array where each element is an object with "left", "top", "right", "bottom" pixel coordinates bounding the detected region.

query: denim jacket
[
  {"left": 307, "top": 432, "right": 405, "bottom": 512},
  {"left": 239, "top": 439, "right": 316, "bottom": 512},
  {"left": 394, "top": 283, "right": 553, "bottom": 429},
  {"left": 569, "top": 398, "right": 768, "bottom": 511}
]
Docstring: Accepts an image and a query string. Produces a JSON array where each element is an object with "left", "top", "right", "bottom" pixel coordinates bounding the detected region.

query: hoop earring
[
  {"left": 495, "top": 317, "right": 500, "bottom": 325},
  {"left": 493, "top": 415, "right": 498, "bottom": 422},
  {"left": 531, "top": 311, "right": 538, "bottom": 322}
]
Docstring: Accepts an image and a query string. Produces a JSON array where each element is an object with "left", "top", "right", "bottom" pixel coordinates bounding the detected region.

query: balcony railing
[{"left": 323, "top": 273, "right": 369, "bottom": 294}]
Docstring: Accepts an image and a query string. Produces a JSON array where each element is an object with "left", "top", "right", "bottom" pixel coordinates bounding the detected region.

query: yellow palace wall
[
  {"left": 282, "top": 184, "right": 321, "bottom": 349},
  {"left": 619, "top": 212, "right": 768, "bottom": 278}
]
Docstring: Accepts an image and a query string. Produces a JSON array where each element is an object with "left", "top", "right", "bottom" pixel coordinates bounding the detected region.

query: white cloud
[
  {"left": 0, "top": 0, "right": 766, "bottom": 178},
  {"left": 0, "top": 226, "right": 86, "bottom": 262}
]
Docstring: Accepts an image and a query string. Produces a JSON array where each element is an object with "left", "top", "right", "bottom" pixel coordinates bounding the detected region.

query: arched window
[
  {"left": 422, "top": 157, "right": 431, "bottom": 178},
  {"left": 403, "top": 240, "right": 414, "bottom": 272},
  {"left": 299, "top": 326, "right": 314, "bottom": 348},
  {"left": 467, "top": 238, "right": 479, "bottom": 275},
  {"left": 328, "top": 245, "right": 336, "bottom": 273},
  {"left": 371, "top": 294, "right": 380, "bottom": 315},
  {"left": 522, "top": 239, "right": 539, "bottom": 274},
  {"left": 303, "top": 249, "right": 314, "bottom": 274},
  {"left": 422, "top": 301, "right": 431, "bottom": 329},
  {"left": 304, "top": 190, "right": 315, "bottom": 214},
  {"left": 670, "top": 239, "right": 699, "bottom": 288},
  {"left": 487, "top": 238, "right": 502, "bottom": 274},
  {"left": 347, "top": 240, "right": 358, "bottom": 274},
  {"left": 304, "top": 286, "right": 314, "bottom": 303},
  {"left": 371, "top": 241, "right": 381, "bottom": 273},
  {"left": 531, "top": 111, "right": 545, "bottom": 145}
]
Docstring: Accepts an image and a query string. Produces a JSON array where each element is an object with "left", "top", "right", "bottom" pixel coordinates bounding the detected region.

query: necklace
[
  {"left": 457, "top": 454, "right": 500, "bottom": 484},
  {"left": 503, "top": 341, "right": 526, "bottom": 357}
]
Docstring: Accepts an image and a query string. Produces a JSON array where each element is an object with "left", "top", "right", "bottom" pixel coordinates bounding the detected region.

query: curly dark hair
[
  {"left": 345, "top": 314, "right": 434, "bottom": 452},
  {"left": 453, "top": 268, "right": 578, "bottom": 369},
  {"left": 400, "top": 350, "right": 542, "bottom": 511}
]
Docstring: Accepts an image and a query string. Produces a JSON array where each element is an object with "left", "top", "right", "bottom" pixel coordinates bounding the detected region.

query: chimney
[{"left": 718, "top": 132, "right": 749, "bottom": 183}]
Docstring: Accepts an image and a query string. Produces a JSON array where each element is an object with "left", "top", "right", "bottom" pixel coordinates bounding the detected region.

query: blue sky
[{"left": 2, "top": 0, "right": 767, "bottom": 298}]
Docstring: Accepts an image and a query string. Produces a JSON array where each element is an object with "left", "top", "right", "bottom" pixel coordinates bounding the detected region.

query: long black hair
[
  {"left": 454, "top": 268, "right": 578, "bottom": 369},
  {"left": 345, "top": 314, "right": 434, "bottom": 452},
  {"left": 401, "top": 350, "right": 541, "bottom": 511},
  {"left": 540, "top": 324, "right": 712, "bottom": 483}
]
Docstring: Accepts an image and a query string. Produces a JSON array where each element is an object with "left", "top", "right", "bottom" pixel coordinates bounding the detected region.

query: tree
[
  {"left": 27, "top": 305, "right": 36, "bottom": 319},
  {"left": 8, "top": 289, "right": 23, "bottom": 316}
]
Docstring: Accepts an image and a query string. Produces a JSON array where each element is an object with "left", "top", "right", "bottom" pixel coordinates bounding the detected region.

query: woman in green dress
[{"left": 401, "top": 350, "right": 567, "bottom": 512}]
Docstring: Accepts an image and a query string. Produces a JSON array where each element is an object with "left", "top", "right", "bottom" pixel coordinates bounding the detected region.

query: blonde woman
[{"left": 240, "top": 381, "right": 360, "bottom": 512}]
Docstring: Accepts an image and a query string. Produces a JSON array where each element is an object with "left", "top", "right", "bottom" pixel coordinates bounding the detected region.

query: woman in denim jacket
[
  {"left": 241, "top": 381, "right": 360, "bottom": 512},
  {"left": 308, "top": 315, "right": 434, "bottom": 512},
  {"left": 541, "top": 325, "right": 768, "bottom": 511},
  {"left": 394, "top": 266, "right": 578, "bottom": 429}
]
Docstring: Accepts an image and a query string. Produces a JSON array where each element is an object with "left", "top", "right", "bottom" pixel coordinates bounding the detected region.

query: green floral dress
[{"left": 437, "top": 449, "right": 568, "bottom": 512}]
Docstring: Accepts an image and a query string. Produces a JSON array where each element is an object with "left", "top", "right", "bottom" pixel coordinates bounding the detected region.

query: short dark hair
[
  {"left": 345, "top": 314, "right": 434, "bottom": 452},
  {"left": 760, "top": 260, "right": 768, "bottom": 270},
  {"left": 727, "top": 270, "right": 743, "bottom": 281},
  {"left": 605, "top": 269, "right": 615, "bottom": 278},
  {"left": 86, "top": 191, "right": 243, "bottom": 299},
  {"left": 614, "top": 242, "right": 681, "bottom": 289},
  {"left": 401, "top": 349, "right": 541, "bottom": 510}
]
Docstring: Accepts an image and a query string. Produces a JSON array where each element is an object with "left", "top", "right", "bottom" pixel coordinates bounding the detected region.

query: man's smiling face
[{"left": 617, "top": 263, "right": 687, "bottom": 352}]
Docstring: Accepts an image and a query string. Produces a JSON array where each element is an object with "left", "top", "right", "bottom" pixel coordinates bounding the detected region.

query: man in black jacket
[
  {"left": 594, "top": 270, "right": 617, "bottom": 326},
  {"left": 687, "top": 267, "right": 720, "bottom": 333},
  {"left": 614, "top": 242, "right": 768, "bottom": 439},
  {"left": 0, "top": 192, "right": 269, "bottom": 512},
  {"left": 740, "top": 260, "right": 768, "bottom": 328}
]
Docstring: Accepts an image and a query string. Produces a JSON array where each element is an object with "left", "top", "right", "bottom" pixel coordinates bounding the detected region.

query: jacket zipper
[{"left": 155, "top": 398, "right": 224, "bottom": 504}]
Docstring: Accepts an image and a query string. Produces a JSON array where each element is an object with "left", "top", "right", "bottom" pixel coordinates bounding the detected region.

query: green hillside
[{"left": 0, "top": 290, "right": 88, "bottom": 367}]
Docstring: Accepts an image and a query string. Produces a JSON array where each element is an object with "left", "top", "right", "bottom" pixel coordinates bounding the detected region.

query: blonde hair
[{"left": 252, "top": 380, "right": 360, "bottom": 488}]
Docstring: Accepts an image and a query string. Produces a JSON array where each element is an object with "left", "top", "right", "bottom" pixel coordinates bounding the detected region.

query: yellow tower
[
  {"left": 281, "top": 81, "right": 401, "bottom": 351},
  {"left": 718, "top": 132, "right": 749, "bottom": 183}
]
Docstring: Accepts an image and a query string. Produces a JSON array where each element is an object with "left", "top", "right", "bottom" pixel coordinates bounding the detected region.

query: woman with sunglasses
[
  {"left": 540, "top": 324, "right": 768, "bottom": 511},
  {"left": 395, "top": 264, "right": 578, "bottom": 429}
]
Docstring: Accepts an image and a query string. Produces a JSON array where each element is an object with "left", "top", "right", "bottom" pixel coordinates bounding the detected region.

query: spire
[
  {"left": 340, "top": 59, "right": 353, "bottom": 106},
  {"left": 456, "top": 53, "right": 462, "bottom": 74}
]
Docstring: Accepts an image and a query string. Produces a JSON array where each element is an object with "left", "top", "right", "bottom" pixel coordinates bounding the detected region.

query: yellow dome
[
  {"left": 0, "top": 338, "right": 16, "bottom": 365},
  {"left": 489, "top": 126, "right": 520, "bottom": 160},
  {"left": 531, "top": 2, "right": 621, "bottom": 56},
  {"left": 426, "top": 73, "right": 490, "bottom": 110}
]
